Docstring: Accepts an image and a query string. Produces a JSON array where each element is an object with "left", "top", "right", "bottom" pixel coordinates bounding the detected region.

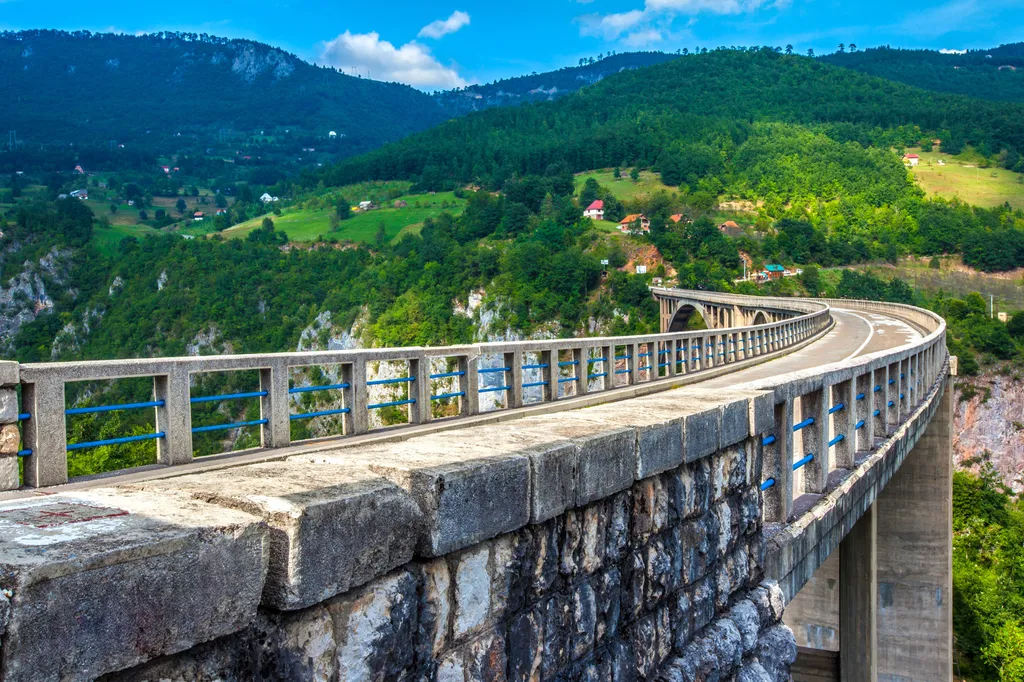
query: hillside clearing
[
  {"left": 907, "top": 148, "right": 1024, "bottom": 208},
  {"left": 575, "top": 169, "right": 675, "bottom": 202}
]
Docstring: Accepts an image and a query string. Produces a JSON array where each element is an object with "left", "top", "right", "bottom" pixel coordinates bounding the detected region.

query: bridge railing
[
  {"left": 751, "top": 299, "right": 948, "bottom": 524},
  {"left": 8, "top": 300, "right": 831, "bottom": 489}
]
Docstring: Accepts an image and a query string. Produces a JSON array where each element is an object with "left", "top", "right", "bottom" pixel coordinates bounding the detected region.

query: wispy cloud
[
  {"left": 418, "top": 10, "right": 471, "bottom": 39},
  {"left": 318, "top": 30, "right": 468, "bottom": 90}
]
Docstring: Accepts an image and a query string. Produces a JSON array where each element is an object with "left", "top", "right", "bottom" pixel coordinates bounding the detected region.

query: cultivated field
[{"left": 575, "top": 169, "right": 675, "bottom": 202}]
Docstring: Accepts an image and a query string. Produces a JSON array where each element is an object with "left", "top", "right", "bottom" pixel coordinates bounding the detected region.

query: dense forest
[
  {"left": 823, "top": 44, "right": 1024, "bottom": 103},
  {"left": 0, "top": 30, "right": 446, "bottom": 160}
]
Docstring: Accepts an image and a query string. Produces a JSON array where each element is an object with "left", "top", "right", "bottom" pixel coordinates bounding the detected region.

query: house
[
  {"left": 618, "top": 214, "right": 650, "bottom": 234},
  {"left": 193, "top": 211, "right": 205, "bottom": 222},
  {"left": 216, "top": 209, "right": 228, "bottom": 216},
  {"left": 669, "top": 214, "right": 684, "bottom": 224},
  {"left": 718, "top": 220, "right": 740, "bottom": 231},
  {"left": 904, "top": 153, "right": 920, "bottom": 167},
  {"left": 764, "top": 264, "right": 786, "bottom": 280},
  {"left": 161, "top": 166, "right": 171, "bottom": 174},
  {"left": 359, "top": 201, "right": 374, "bottom": 211},
  {"left": 583, "top": 200, "right": 604, "bottom": 220},
  {"left": 74, "top": 165, "right": 85, "bottom": 175},
  {"left": 69, "top": 189, "right": 88, "bottom": 200},
  {"left": 329, "top": 131, "right": 338, "bottom": 139},
  {"left": 394, "top": 200, "right": 408, "bottom": 208},
  {"left": 260, "top": 193, "right": 279, "bottom": 204}
]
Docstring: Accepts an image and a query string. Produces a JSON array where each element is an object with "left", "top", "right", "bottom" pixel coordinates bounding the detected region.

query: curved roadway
[{"left": 699, "top": 308, "right": 923, "bottom": 389}]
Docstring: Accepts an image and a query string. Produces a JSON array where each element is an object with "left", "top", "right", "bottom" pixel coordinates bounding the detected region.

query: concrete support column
[
  {"left": 875, "top": 382, "right": 953, "bottom": 681},
  {"left": 840, "top": 503, "right": 877, "bottom": 682}
]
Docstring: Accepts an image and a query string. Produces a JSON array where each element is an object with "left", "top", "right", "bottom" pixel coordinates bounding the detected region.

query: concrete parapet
[{"left": 0, "top": 489, "right": 268, "bottom": 682}]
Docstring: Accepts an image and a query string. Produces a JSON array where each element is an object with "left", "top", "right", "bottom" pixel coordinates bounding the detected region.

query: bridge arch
[
  {"left": 751, "top": 309, "right": 770, "bottom": 326},
  {"left": 667, "top": 302, "right": 710, "bottom": 332}
]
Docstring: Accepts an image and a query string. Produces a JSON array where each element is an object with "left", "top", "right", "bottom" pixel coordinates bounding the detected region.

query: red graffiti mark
[{"left": 0, "top": 502, "right": 129, "bottom": 528}]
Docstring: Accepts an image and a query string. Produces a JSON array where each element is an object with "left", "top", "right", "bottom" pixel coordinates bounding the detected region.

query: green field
[
  {"left": 221, "top": 191, "right": 467, "bottom": 243},
  {"left": 907, "top": 149, "right": 1024, "bottom": 208},
  {"left": 91, "top": 222, "right": 165, "bottom": 256},
  {"left": 575, "top": 169, "right": 675, "bottom": 202}
]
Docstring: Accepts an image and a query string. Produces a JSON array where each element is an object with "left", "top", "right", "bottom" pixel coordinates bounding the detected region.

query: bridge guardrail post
[
  {"left": 505, "top": 350, "right": 523, "bottom": 410},
  {"left": 664, "top": 340, "right": 676, "bottom": 378},
  {"left": 886, "top": 361, "right": 900, "bottom": 431},
  {"left": 459, "top": 354, "right": 479, "bottom": 416},
  {"left": 872, "top": 366, "right": 888, "bottom": 438},
  {"left": 855, "top": 372, "right": 874, "bottom": 454},
  {"left": 350, "top": 358, "right": 369, "bottom": 435},
  {"left": 627, "top": 342, "right": 640, "bottom": 385},
  {"left": 22, "top": 378, "right": 67, "bottom": 487},
  {"left": 801, "top": 387, "right": 830, "bottom": 494},
  {"left": 899, "top": 358, "right": 910, "bottom": 418},
  {"left": 573, "top": 347, "right": 588, "bottom": 396},
  {"left": 154, "top": 367, "right": 193, "bottom": 466},
  {"left": 764, "top": 398, "right": 794, "bottom": 522},
  {"left": 541, "top": 349, "right": 557, "bottom": 403},
  {"left": 260, "top": 359, "right": 291, "bottom": 449},
  {"left": 832, "top": 378, "right": 856, "bottom": 469},
  {"left": 411, "top": 353, "right": 431, "bottom": 424},
  {"left": 601, "top": 343, "right": 614, "bottom": 389}
]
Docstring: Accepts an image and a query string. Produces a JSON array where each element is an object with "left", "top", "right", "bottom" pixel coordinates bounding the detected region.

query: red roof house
[{"left": 583, "top": 200, "right": 605, "bottom": 220}]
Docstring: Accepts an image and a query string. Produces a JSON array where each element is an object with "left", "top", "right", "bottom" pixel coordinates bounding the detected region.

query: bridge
[{"left": 0, "top": 289, "right": 951, "bottom": 682}]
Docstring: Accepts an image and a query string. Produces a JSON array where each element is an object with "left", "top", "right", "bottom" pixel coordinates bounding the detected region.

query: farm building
[
  {"left": 583, "top": 200, "right": 604, "bottom": 220},
  {"left": 903, "top": 153, "right": 920, "bottom": 167},
  {"left": 194, "top": 212, "right": 205, "bottom": 222},
  {"left": 618, "top": 214, "right": 650, "bottom": 234}
]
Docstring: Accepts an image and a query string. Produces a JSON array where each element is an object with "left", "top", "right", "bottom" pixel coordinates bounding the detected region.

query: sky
[{"left": 2, "top": 0, "right": 1023, "bottom": 90}]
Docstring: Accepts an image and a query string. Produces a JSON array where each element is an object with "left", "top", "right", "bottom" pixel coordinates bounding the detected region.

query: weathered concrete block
[
  {"left": 574, "top": 428, "right": 636, "bottom": 507},
  {"left": 635, "top": 420, "right": 684, "bottom": 480},
  {"left": 683, "top": 407, "right": 720, "bottom": 463},
  {"left": 0, "top": 388, "right": 18, "bottom": 424},
  {"left": 0, "top": 362, "right": 17, "bottom": 388},
  {"left": 302, "top": 437, "right": 531, "bottom": 557},
  {"left": 720, "top": 399, "right": 750, "bottom": 449},
  {"left": 524, "top": 441, "right": 577, "bottom": 524},
  {"left": 135, "top": 461, "right": 421, "bottom": 611},
  {"left": 0, "top": 489, "right": 268, "bottom": 682},
  {"left": 0, "top": 456, "right": 17, "bottom": 491}
]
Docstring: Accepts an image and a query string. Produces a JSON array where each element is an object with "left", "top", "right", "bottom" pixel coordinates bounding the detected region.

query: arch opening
[
  {"left": 752, "top": 310, "right": 770, "bottom": 326},
  {"left": 668, "top": 304, "right": 710, "bottom": 332}
]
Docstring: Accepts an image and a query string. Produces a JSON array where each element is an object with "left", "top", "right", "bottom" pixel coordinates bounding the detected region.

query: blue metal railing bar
[
  {"left": 793, "top": 417, "right": 815, "bottom": 431},
  {"left": 289, "top": 383, "right": 351, "bottom": 394},
  {"left": 17, "top": 449, "right": 31, "bottom": 457},
  {"left": 367, "top": 399, "right": 417, "bottom": 409},
  {"left": 558, "top": 361, "right": 579, "bottom": 367},
  {"left": 478, "top": 386, "right": 511, "bottom": 393},
  {"left": 17, "top": 413, "right": 30, "bottom": 421},
  {"left": 67, "top": 431, "right": 166, "bottom": 451},
  {"left": 588, "top": 372, "right": 608, "bottom": 379},
  {"left": 521, "top": 364, "right": 549, "bottom": 371},
  {"left": 557, "top": 377, "right": 578, "bottom": 384},
  {"left": 431, "top": 392, "right": 466, "bottom": 401},
  {"left": 828, "top": 434, "right": 845, "bottom": 447},
  {"left": 828, "top": 403, "right": 845, "bottom": 415},
  {"left": 855, "top": 420, "right": 865, "bottom": 429},
  {"left": 478, "top": 367, "right": 510, "bottom": 375},
  {"left": 587, "top": 358, "right": 606, "bottom": 364},
  {"left": 873, "top": 409, "right": 881, "bottom": 416},
  {"left": 367, "top": 377, "right": 416, "bottom": 386},
  {"left": 760, "top": 478, "right": 776, "bottom": 491},
  {"left": 291, "top": 408, "right": 351, "bottom": 421},
  {"left": 191, "top": 391, "right": 268, "bottom": 404},
  {"left": 874, "top": 385, "right": 882, "bottom": 392},
  {"left": 762, "top": 435, "right": 777, "bottom": 446},
  {"left": 887, "top": 401, "right": 895, "bottom": 407},
  {"left": 793, "top": 454, "right": 814, "bottom": 470},
  {"left": 856, "top": 393, "right": 866, "bottom": 401},
  {"left": 66, "top": 400, "right": 165, "bottom": 416},
  {"left": 193, "top": 419, "right": 268, "bottom": 434},
  {"left": 429, "top": 372, "right": 465, "bottom": 380}
]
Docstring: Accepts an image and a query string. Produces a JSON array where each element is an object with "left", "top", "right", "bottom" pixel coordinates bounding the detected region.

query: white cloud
[
  {"left": 418, "top": 10, "right": 471, "bottom": 39},
  {"left": 319, "top": 31, "right": 468, "bottom": 90},
  {"left": 579, "top": 9, "right": 647, "bottom": 40},
  {"left": 579, "top": 0, "right": 791, "bottom": 43}
]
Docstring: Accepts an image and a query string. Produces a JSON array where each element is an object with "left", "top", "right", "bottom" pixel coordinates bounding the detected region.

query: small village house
[
  {"left": 260, "top": 193, "right": 279, "bottom": 204},
  {"left": 618, "top": 214, "right": 650, "bottom": 234},
  {"left": 394, "top": 200, "right": 408, "bottom": 208},
  {"left": 583, "top": 200, "right": 604, "bottom": 220},
  {"left": 764, "top": 264, "right": 786, "bottom": 281},
  {"left": 669, "top": 214, "right": 684, "bottom": 224},
  {"left": 359, "top": 201, "right": 374, "bottom": 211},
  {"left": 193, "top": 211, "right": 205, "bottom": 222},
  {"left": 903, "top": 153, "right": 920, "bottom": 167},
  {"left": 718, "top": 220, "right": 740, "bottom": 232}
]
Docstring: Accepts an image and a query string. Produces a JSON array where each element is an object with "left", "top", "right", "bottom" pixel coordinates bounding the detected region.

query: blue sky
[{"left": 2, "top": 0, "right": 1022, "bottom": 89}]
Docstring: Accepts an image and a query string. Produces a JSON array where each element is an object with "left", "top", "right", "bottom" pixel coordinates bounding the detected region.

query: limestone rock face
[{"left": 954, "top": 372, "right": 1024, "bottom": 492}]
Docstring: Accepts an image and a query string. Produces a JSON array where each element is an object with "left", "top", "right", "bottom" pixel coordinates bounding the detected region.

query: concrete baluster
[
  {"left": 872, "top": 366, "right": 888, "bottom": 439},
  {"left": 886, "top": 361, "right": 900, "bottom": 430},
  {"left": 801, "top": 387, "right": 830, "bottom": 494},
  {"left": 260, "top": 358, "right": 292, "bottom": 448},
  {"left": 573, "top": 347, "right": 588, "bottom": 396},
  {"left": 411, "top": 353, "right": 433, "bottom": 423},
  {"left": 832, "top": 378, "right": 856, "bottom": 469},
  {"left": 350, "top": 357, "right": 370, "bottom": 435},
  {"left": 22, "top": 377, "right": 67, "bottom": 487},
  {"left": 505, "top": 350, "right": 523, "bottom": 410},
  {"left": 855, "top": 372, "right": 874, "bottom": 454},
  {"left": 154, "top": 365, "right": 193, "bottom": 466},
  {"left": 763, "top": 398, "right": 795, "bottom": 523},
  {"left": 541, "top": 349, "right": 557, "bottom": 403}
]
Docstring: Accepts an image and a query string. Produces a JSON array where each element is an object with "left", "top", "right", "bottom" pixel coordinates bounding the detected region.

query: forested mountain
[
  {"left": 0, "top": 30, "right": 447, "bottom": 158},
  {"left": 321, "top": 48, "right": 1024, "bottom": 191},
  {"left": 822, "top": 45, "right": 1024, "bottom": 102},
  {"left": 434, "top": 51, "right": 678, "bottom": 116}
]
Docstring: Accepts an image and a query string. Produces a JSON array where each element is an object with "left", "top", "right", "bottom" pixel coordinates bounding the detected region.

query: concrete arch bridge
[{"left": 0, "top": 289, "right": 951, "bottom": 682}]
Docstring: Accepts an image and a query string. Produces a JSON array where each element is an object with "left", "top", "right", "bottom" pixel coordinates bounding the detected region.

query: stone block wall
[
  {"left": 103, "top": 440, "right": 795, "bottom": 682},
  {"left": 0, "top": 362, "right": 20, "bottom": 490}
]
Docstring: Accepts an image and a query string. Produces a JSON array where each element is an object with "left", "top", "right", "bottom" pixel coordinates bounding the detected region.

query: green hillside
[{"left": 822, "top": 45, "right": 1024, "bottom": 103}]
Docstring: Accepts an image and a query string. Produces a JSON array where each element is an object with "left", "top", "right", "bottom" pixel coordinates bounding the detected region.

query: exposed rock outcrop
[{"left": 954, "top": 368, "right": 1024, "bottom": 492}]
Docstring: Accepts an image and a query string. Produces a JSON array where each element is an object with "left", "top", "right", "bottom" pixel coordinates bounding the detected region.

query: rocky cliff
[{"left": 953, "top": 367, "right": 1024, "bottom": 492}]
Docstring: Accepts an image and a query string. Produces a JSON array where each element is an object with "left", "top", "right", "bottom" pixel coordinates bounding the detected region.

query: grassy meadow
[
  {"left": 575, "top": 169, "right": 674, "bottom": 202},
  {"left": 907, "top": 148, "right": 1024, "bottom": 208}
]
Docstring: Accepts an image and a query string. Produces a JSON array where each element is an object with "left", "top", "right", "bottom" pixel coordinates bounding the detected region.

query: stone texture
[
  {"left": 0, "top": 388, "right": 18, "bottom": 424},
  {"left": 330, "top": 570, "right": 417, "bottom": 681},
  {"left": 133, "top": 461, "right": 422, "bottom": 611},
  {"left": 0, "top": 489, "right": 268, "bottom": 682},
  {"left": 0, "top": 423, "right": 20, "bottom": 455}
]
